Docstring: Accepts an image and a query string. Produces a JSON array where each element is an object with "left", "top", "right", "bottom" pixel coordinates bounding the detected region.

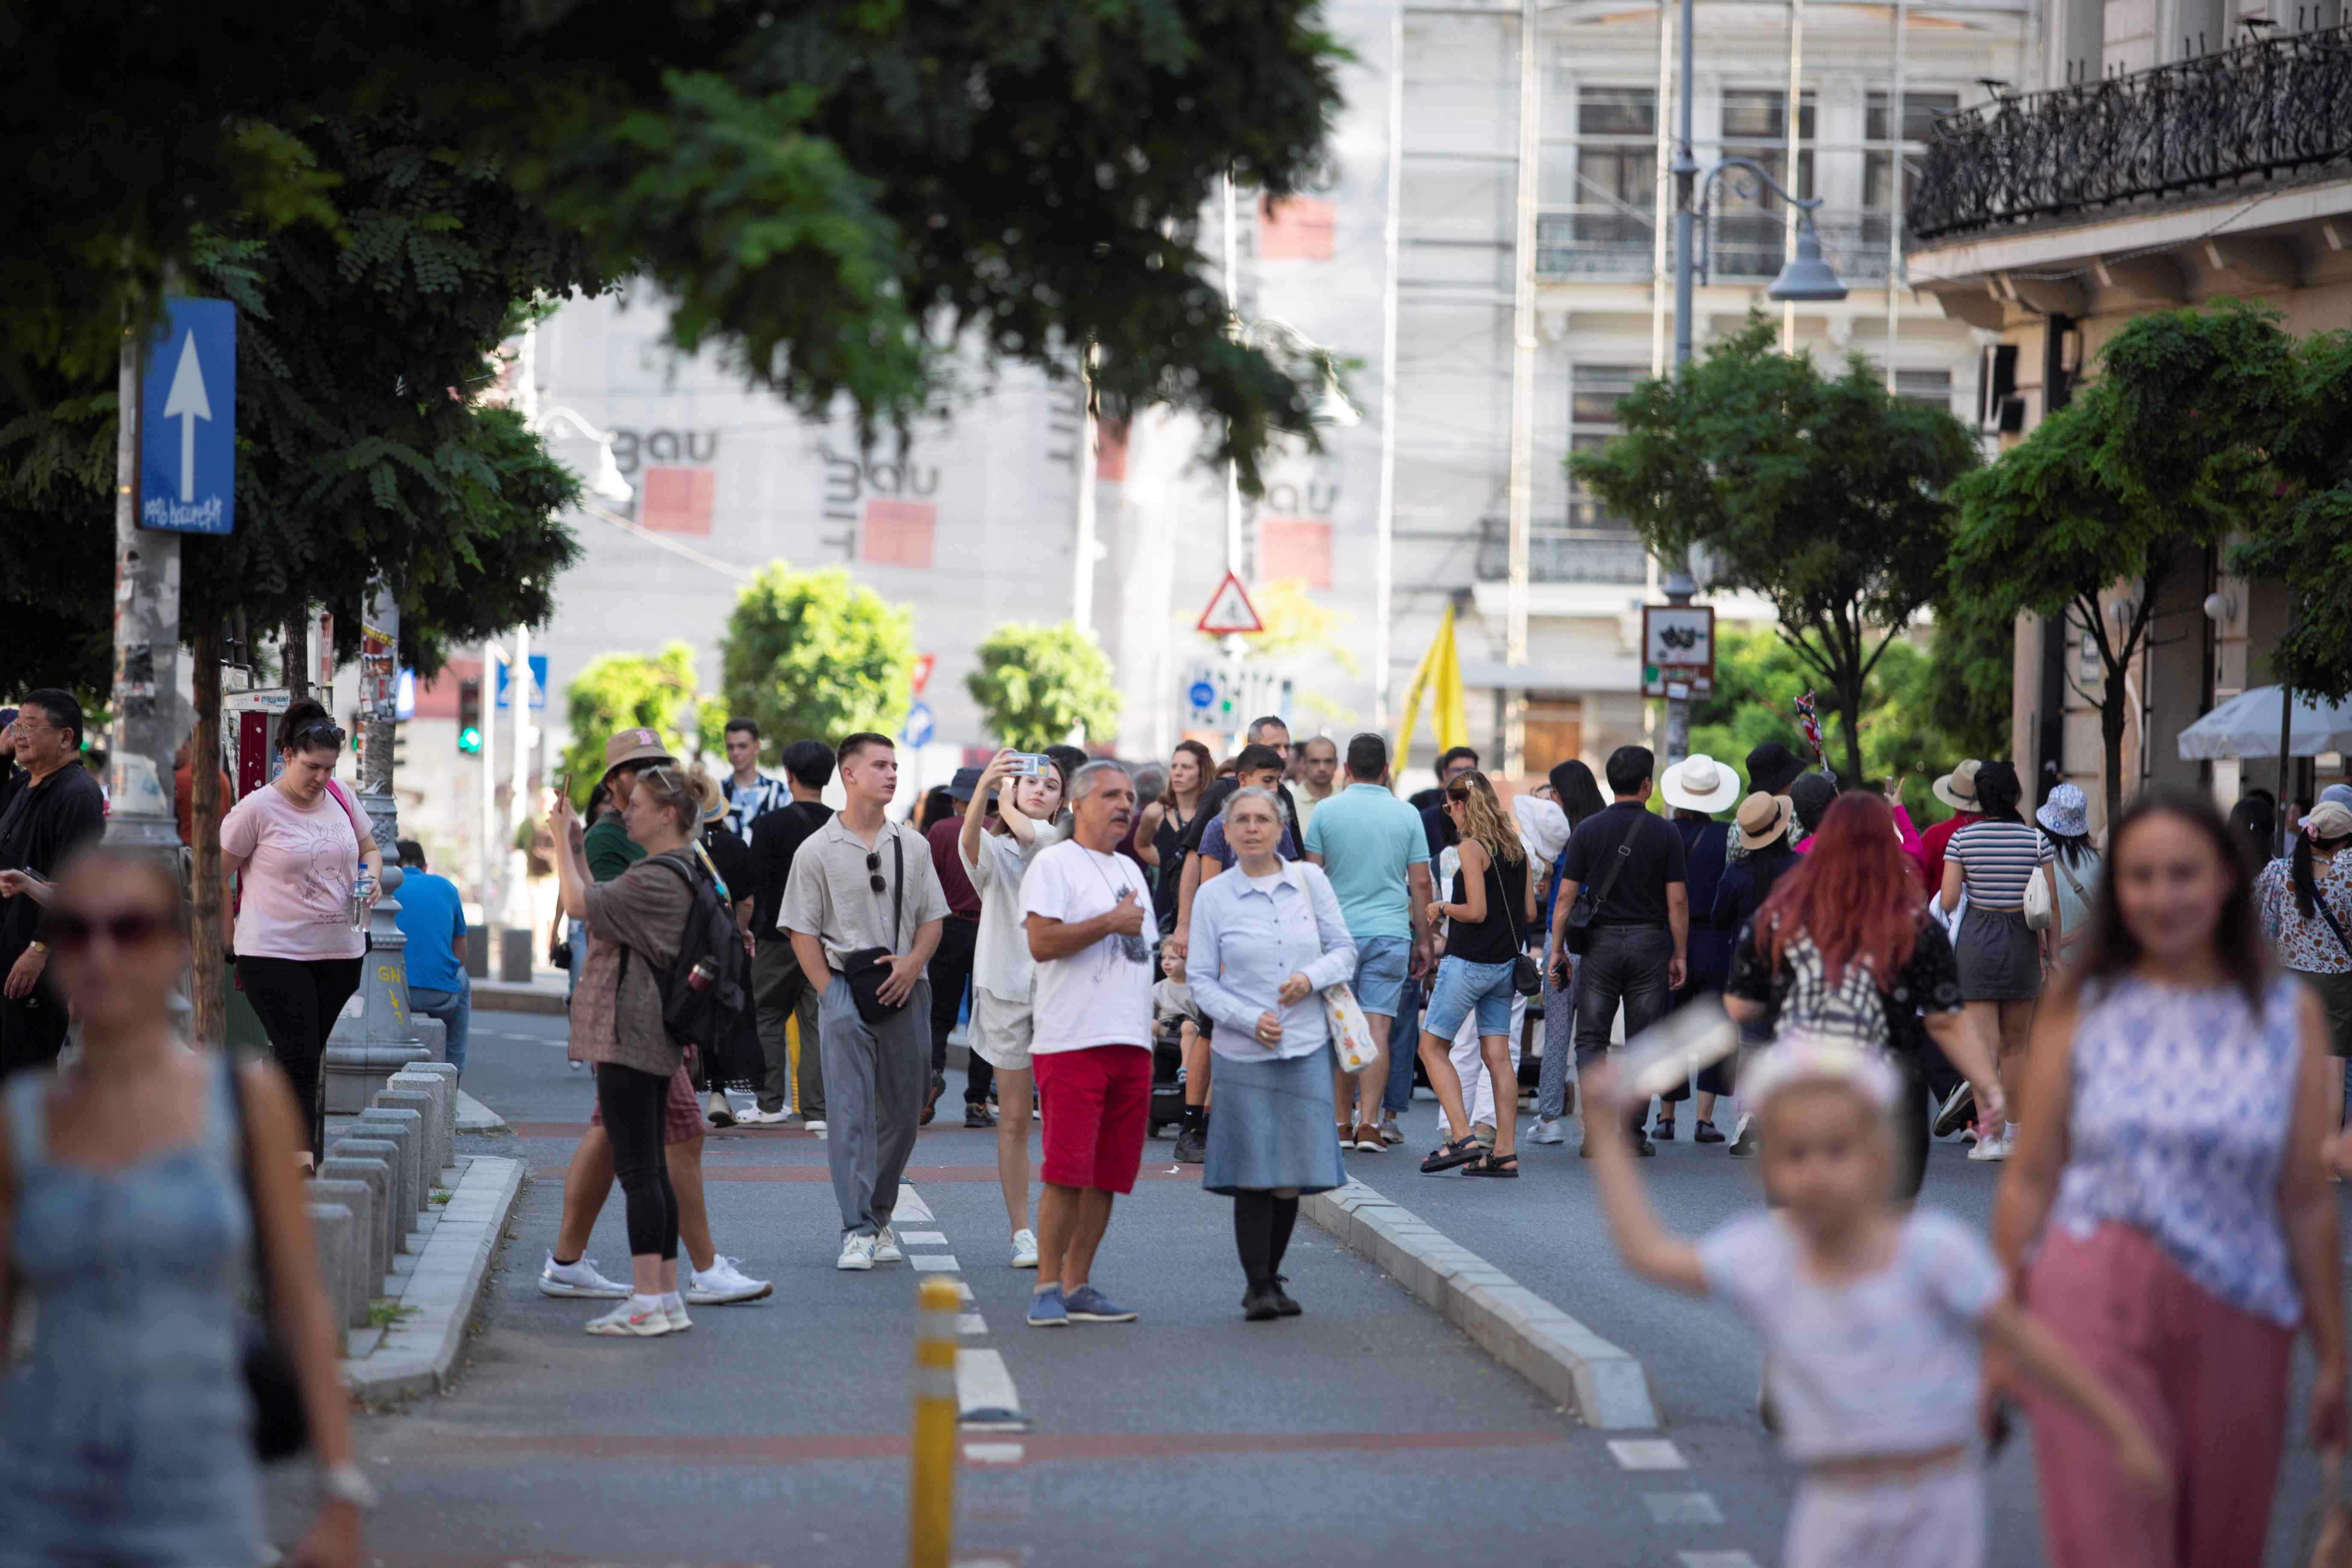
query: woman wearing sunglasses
[
  {"left": 1415, "top": 770, "right": 1536, "bottom": 1178},
  {"left": 219, "top": 698, "right": 381, "bottom": 1164},
  {"left": 0, "top": 845, "right": 365, "bottom": 1568}
]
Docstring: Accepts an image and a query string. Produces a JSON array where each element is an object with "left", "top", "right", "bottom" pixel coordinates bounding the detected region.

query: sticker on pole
[
  {"left": 139, "top": 298, "right": 236, "bottom": 535},
  {"left": 1196, "top": 572, "right": 1264, "bottom": 635}
]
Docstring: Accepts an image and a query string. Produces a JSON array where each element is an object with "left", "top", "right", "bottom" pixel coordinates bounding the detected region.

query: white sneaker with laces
[
  {"left": 664, "top": 1297, "right": 693, "bottom": 1332},
  {"left": 539, "top": 1252, "right": 630, "bottom": 1299},
  {"left": 837, "top": 1232, "right": 877, "bottom": 1271},
  {"left": 1967, "top": 1127, "right": 2013, "bottom": 1161},
  {"left": 1528, "top": 1117, "right": 1566, "bottom": 1146},
  {"left": 1011, "top": 1229, "right": 1040, "bottom": 1269},
  {"left": 872, "top": 1226, "right": 904, "bottom": 1263},
  {"left": 687, "top": 1256, "right": 773, "bottom": 1304},
  {"left": 584, "top": 1298, "right": 672, "bottom": 1336}
]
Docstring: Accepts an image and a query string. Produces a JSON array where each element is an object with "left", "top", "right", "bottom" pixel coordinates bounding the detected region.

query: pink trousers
[{"left": 2022, "top": 1222, "right": 2294, "bottom": 1568}]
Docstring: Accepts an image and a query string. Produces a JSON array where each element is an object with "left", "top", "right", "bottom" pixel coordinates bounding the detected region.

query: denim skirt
[{"left": 1202, "top": 1040, "right": 1350, "bottom": 1196}]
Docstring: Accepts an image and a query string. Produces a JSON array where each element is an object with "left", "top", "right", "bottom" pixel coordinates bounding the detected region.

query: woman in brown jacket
[{"left": 550, "top": 764, "right": 700, "bottom": 1338}]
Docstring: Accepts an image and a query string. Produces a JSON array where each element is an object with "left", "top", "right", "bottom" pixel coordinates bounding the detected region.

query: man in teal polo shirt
[{"left": 1304, "top": 732, "right": 1433, "bottom": 1150}]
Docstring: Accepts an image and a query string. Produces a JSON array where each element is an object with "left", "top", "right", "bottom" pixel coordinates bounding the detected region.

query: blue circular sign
[{"left": 1187, "top": 680, "right": 1217, "bottom": 709}]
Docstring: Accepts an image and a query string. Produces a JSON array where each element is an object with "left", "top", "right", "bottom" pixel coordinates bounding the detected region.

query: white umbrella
[{"left": 2175, "top": 685, "right": 2352, "bottom": 760}]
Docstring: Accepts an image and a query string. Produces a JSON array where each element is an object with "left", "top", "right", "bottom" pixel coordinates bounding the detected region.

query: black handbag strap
[
  {"left": 1584, "top": 817, "right": 1638, "bottom": 915},
  {"left": 887, "top": 828, "right": 905, "bottom": 953},
  {"left": 218, "top": 1050, "right": 269, "bottom": 1294},
  {"left": 2314, "top": 878, "right": 2352, "bottom": 963}
]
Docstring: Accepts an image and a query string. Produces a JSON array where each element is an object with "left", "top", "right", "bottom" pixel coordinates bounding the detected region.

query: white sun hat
[{"left": 1659, "top": 752, "right": 1743, "bottom": 814}]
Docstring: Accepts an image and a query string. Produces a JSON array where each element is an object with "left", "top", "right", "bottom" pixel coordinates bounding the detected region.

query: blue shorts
[
  {"left": 1422, "top": 956, "right": 1517, "bottom": 1040},
  {"left": 1351, "top": 935, "right": 1411, "bottom": 1018}
]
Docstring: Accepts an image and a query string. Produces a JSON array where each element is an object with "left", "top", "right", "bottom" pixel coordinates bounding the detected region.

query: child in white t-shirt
[{"left": 1586, "top": 1035, "right": 2167, "bottom": 1567}]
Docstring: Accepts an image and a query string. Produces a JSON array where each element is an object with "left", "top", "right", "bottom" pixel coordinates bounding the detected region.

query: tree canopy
[
  {"left": 1571, "top": 319, "right": 1981, "bottom": 782},
  {"left": 558, "top": 642, "right": 707, "bottom": 802},
  {"left": 965, "top": 622, "right": 1123, "bottom": 750},
  {"left": 716, "top": 564, "right": 917, "bottom": 753}
]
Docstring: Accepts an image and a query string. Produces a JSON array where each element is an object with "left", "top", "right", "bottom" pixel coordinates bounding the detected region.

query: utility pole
[
  {"left": 105, "top": 313, "right": 184, "bottom": 853},
  {"left": 1503, "top": 0, "right": 1541, "bottom": 777},
  {"left": 1072, "top": 342, "right": 1099, "bottom": 637}
]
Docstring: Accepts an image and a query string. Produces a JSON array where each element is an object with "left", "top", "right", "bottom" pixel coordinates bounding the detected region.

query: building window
[
  {"left": 1895, "top": 368, "right": 1954, "bottom": 409},
  {"left": 1548, "top": 87, "right": 1657, "bottom": 277},
  {"left": 1568, "top": 364, "right": 1640, "bottom": 533},
  {"left": 1714, "top": 90, "right": 1815, "bottom": 277},
  {"left": 1863, "top": 91, "right": 1959, "bottom": 223}
]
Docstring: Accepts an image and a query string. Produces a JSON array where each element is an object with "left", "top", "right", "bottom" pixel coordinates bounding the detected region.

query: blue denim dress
[{"left": 0, "top": 1063, "right": 262, "bottom": 1565}]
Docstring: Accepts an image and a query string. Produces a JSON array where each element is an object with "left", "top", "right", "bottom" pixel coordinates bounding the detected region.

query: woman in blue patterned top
[{"left": 1993, "top": 784, "right": 2345, "bottom": 1568}]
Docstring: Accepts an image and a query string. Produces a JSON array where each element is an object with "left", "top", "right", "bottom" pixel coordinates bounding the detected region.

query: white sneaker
[
  {"left": 1528, "top": 1117, "right": 1566, "bottom": 1146},
  {"left": 837, "top": 1233, "right": 877, "bottom": 1271},
  {"left": 539, "top": 1252, "right": 630, "bottom": 1299},
  {"left": 664, "top": 1297, "right": 693, "bottom": 1332},
  {"left": 1967, "top": 1128, "right": 2012, "bottom": 1161},
  {"left": 872, "top": 1226, "right": 904, "bottom": 1263},
  {"left": 736, "top": 1106, "right": 787, "bottom": 1126},
  {"left": 687, "top": 1256, "right": 773, "bottom": 1304},
  {"left": 1011, "top": 1229, "right": 1040, "bottom": 1269},
  {"left": 584, "top": 1299, "right": 672, "bottom": 1336},
  {"left": 804, "top": 1119, "right": 827, "bottom": 1135}
]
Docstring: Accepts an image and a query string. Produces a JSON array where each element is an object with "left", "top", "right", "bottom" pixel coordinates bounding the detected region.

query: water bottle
[
  {"left": 349, "top": 875, "right": 374, "bottom": 930},
  {"left": 687, "top": 956, "right": 719, "bottom": 992}
]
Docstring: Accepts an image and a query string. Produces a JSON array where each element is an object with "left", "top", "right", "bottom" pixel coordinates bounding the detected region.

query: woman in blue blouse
[{"left": 1185, "top": 788, "right": 1358, "bottom": 1320}]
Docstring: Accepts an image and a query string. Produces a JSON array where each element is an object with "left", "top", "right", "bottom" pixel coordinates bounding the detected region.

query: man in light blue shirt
[
  {"left": 1303, "top": 734, "right": 1433, "bottom": 1149},
  {"left": 393, "top": 839, "right": 471, "bottom": 1078}
]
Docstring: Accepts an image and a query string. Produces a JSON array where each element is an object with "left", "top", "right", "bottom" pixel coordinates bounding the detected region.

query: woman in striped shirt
[{"left": 1938, "top": 761, "right": 2056, "bottom": 1162}]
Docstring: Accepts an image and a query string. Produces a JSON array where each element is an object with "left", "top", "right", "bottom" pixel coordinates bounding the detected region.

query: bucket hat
[
  {"left": 2034, "top": 782, "right": 2088, "bottom": 839},
  {"left": 1744, "top": 740, "right": 1805, "bottom": 798}
]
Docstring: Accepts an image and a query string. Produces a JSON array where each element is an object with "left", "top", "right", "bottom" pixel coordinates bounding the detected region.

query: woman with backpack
[
  {"left": 2036, "top": 783, "right": 2104, "bottom": 970},
  {"left": 219, "top": 697, "right": 381, "bottom": 1165},
  {"left": 2258, "top": 798, "right": 2352, "bottom": 1123}
]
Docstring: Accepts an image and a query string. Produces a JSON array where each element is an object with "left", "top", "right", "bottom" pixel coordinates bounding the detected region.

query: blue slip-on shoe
[
  {"left": 1026, "top": 1285, "right": 1070, "bottom": 1327},
  {"left": 1063, "top": 1285, "right": 1139, "bottom": 1323}
]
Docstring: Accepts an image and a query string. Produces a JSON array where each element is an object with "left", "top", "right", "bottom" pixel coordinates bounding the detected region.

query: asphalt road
[{"left": 267, "top": 1011, "right": 2345, "bottom": 1568}]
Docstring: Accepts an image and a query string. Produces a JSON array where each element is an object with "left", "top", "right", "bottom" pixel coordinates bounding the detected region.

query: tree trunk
[
  {"left": 189, "top": 612, "right": 227, "bottom": 1046},
  {"left": 2100, "top": 664, "right": 2129, "bottom": 836},
  {"left": 1835, "top": 669, "right": 1867, "bottom": 788},
  {"left": 283, "top": 611, "right": 309, "bottom": 701}
]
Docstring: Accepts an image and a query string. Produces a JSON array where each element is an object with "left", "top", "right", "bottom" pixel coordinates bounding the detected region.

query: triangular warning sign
[{"left": 1196, "top": 572, "right": 1264, "bottom": 635}]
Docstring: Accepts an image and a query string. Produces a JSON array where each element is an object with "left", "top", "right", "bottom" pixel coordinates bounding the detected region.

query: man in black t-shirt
[
  {"left": 743, "top": 738, "right": 837, "bottom": 1125},
  {"left": 0, "top": 689, "right": 106, "bottom": 1078},
  {"left": 1544, "top": 745, "right": 1687, "bottom": 1156}
]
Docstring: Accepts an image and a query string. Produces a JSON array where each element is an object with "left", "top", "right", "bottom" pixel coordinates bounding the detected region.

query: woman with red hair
[{"left": 1723, "top": 792, "right": 2006, "bottom": 1195}]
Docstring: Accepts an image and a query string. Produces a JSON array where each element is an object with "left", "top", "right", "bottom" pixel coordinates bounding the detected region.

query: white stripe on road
[
  {"left": 956, "top": 1347, "right": 1025, "bottom": 1428},
  {"left": 1676, "top": 1554, "right": 1757, "bottom": 1568},
  {"left": 962, "top": 1441, "right": 1023, "bottom": 1465},
  {"left": 1607, "top": 1438, "right": 1687, "bottom": 1471},
  {"left": 898, "top": 1230, "right": 949, "bottom": 1246},
  {"left": 958, "top": 1313, "right": 988, "bottom": 1335},
  {"left": 1643, "top": 1493, "right": 1724, "bottom": 1526},
  {"left": 911, "top": 1254, "right": 960, "bottom": 1272},
  {"left": 897, "top": 1188, "right": 935, "bottom": 1223}
]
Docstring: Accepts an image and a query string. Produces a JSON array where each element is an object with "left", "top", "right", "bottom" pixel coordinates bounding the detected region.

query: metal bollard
[{"left": 907, "top": 1276, "right": 960, "bottom": 1568}]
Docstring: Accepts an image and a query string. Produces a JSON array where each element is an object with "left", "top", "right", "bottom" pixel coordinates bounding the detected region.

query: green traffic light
[{"left": 458, "top": 726, "right": 482, "bottom": 754}]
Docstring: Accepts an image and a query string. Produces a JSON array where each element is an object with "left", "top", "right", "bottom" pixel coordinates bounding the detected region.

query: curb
[
  {"left": 455, "top": 1090, "right": 510, "bottom": 1134},
  {"left": 342, "top": 1153, "right": 525, "bottom": 1403},
  {"left": 473, "top": 981, "right": 567, "bottom": 1017},
  {"left": 1302, "top": 1178, "right": 1661, "bottom": 1431}
]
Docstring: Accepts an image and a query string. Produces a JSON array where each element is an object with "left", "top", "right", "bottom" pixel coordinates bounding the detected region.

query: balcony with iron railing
[
  {"left": 1536, "top": 207, "right": 1899, "bottom": 282},
  {"left": 1473, "top": 515, "right": 1650, "bottom": 584},
  {"left": 1909, "top": 23, "right": 2352, "bottom": 241}
]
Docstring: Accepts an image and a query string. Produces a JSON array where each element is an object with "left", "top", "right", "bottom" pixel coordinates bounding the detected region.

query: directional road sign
[
  {"left": 139, "top": 298, "right": 236, "bottom": 535},
  {"left": 1196, "top": 572, "right": 1264, "bottom": 636},
  {"left": 903, "top": 702, "right": 936, "bottom": 748},
  {"left": 494, "top": 654, "right": 550, "bottom": 711},
  {"left": 1187, "top": 679, "right": 1218, "bottom": 710}
]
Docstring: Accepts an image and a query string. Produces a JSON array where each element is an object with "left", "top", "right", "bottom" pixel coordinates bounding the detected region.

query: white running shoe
[
  {"left": 872, "top": 1226, "right": 904, "bottom": 1263},
  {"left": 687, "top": 1256, "right": 773, "bottom": 1304},
  {"left": 737, "top": 1106, "right": 788, "bottom": 1126},
  {"left": 1528, "top": 1117, "right": 1566, "bottom": 1146},
  {"left": 1967, "top": 1128, "right": 2013, "bottom": 1161},
  {"left": 539, "top": 1252, "right": 630, "bottom": 1299},
  {"left": 664, "top": 1298, "right": 693, "bottom": 1332},
  {"left": 1011, "top": 1229, "right": 1040, "bottom": 1269},
  {"left": 837, "top": 1232, "right": 877, "bottom": 1271},
  {"left": 804, "top": 1119, "right": 827, "bottom": 1135},
  {"left": 584, "top": 1299, "right": 672, "bottom": 1336}
]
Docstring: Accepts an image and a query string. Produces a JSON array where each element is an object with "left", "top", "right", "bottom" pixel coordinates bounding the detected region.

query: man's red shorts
[
  {"left": 588, "top": 1062, "right": 704, "bottom": 1146},
  {"left": 1033, "top": 1045, "right": 1151, "bottom": 1194}
]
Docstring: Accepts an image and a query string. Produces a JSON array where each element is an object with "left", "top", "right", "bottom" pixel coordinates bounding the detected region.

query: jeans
[
  {"left": 565, "top": 918, "right": 585, "bottom": 1001},
  {"left": 408, "top": 983, "right": 471, "bottom": 1078},
  {"left": 1571, "top": 924, "right": 1674, "bottom": 1123},
  {"left": 1383, "top": 970, "right": 1422, "bottom": 1114}
]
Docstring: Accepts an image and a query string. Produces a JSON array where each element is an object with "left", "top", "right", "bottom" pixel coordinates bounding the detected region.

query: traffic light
[{"left": 457, "top": 677, "right": 482, "bottom": 755}]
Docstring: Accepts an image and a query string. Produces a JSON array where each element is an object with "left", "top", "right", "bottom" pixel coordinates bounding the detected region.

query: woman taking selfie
[
  {"left": 1415, "top": 770, "right": 1535, "bottom": 1178},
  {"left": 0, "top": 846, "right": 365, "bottom": 1567},
  {"left": 1995, "top": 785, "right": 2345, "bottom": 1568},
  {"left": 1183, "top": 787, "right": 1355, "bottom": 1318},
  {"left": 220, "top": 698, "right": 381, "bottom": 1162}
]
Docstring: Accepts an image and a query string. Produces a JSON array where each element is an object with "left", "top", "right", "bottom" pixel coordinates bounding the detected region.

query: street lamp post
[{"left": 1662, "top": 0, "right": 1848, "bottom": 762}]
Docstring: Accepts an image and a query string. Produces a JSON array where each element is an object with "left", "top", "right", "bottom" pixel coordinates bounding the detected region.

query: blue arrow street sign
[
  {"left": 902, "top": 702, "right": 935, "bottom": 748},
  {"left": 494, "top": 654, "right": 550, "bottom": 711},
  {"left": 139, "top": 298, "right": 236, "bottom": 535}
]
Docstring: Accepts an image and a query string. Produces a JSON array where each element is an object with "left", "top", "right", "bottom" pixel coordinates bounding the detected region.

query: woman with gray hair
[{"left": 1185, "top": 787, "right": 1356, "bottom": 1319}]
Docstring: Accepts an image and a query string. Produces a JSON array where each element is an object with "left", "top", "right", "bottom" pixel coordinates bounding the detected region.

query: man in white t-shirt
[{"left": 1019, "top": 760, "right": 1156, "bottom": 1327}]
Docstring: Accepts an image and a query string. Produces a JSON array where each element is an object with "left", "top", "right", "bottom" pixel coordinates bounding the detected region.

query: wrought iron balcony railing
[
  {"left": 1474, "top": 517, "right": 1650, "bottom": 584},
  {"left": 1910, "top": 24, "right": 2352, "bottom": 241}
]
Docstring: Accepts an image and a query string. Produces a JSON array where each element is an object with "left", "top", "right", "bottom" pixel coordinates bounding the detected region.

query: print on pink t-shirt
[{"left": 220, "top": 782, "right": 366, "bottom": 961}]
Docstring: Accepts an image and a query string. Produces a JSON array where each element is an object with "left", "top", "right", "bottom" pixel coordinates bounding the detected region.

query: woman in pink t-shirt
[{"left": 219, "top": 698, "right": 381, "bottom": 1161}]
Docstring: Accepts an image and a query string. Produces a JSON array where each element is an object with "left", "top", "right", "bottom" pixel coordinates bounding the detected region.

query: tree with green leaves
[
  {"left": 1949, "top": 305, "right": 2286, "bottom": 827},
  {"left": 1571, "top": 318, "right": 1981, "bottom": 784},
  {"left": 1923, "top": 593, "right": 2018, "bottom": 767},
  {"left": 966, "top": 622, "right": 1123, "bottom": 751},
  {"left": 558, "top": 643, "right": 707, "bottom": 800},
  {"left": 10, "top": 2, "right": 1348, "bottom": 489},
  {"left": 716, "top": 564, "right": 917, "bottom": 753}
]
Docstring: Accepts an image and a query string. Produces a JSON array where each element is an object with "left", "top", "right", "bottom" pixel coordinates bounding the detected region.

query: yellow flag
[{"left": 1396, "top": 604, "right": 1469, "bottom": 776}]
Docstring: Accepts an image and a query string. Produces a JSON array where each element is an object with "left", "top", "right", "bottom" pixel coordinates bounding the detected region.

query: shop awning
[{"left": 2176, "top": 685, "right": 2352, "bottom": 760}]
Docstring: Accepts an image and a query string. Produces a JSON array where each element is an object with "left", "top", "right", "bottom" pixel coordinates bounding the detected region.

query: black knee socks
[
  {"left": 1233, "top": 1192, "right": 1302, "bottom": 1290},
  {"left": 1268, "top": 1194, "right": 1299, "bottom": 1276}
]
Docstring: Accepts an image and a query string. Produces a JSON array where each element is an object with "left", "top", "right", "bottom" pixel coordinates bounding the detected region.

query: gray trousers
[
  {"left": 753, "top": 939, "right": 825, "bottom": 1117},
  {"left": 818, "top": 975, "right": 931, "bottom": 1236}
]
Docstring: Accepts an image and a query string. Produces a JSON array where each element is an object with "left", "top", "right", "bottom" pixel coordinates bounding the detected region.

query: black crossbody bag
[
  {"left": 1565, "top": 819, "right": 1638, "bottom": 956},
  {"left": 839, "top": 831, "right": 907, "bottom": 1024}
]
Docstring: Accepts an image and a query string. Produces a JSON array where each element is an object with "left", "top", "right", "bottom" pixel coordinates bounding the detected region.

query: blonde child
[{"left": 1587, "top": 1034, "right": 2167, "bottom": 1567}]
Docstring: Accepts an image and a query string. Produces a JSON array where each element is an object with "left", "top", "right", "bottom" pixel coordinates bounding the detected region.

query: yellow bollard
[{"left": 908, "top": 1276, "right": 961, "bottom": 1568}]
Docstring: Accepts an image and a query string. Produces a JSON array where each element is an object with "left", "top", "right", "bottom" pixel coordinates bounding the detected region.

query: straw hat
[
  {"left": 1660, "top": 752, "right": 1743, "bottom": 813},
  {"left": 1931, "top": 759, "right": 1983, "bottom": 812},
  {"left": 1735, "top": 790, "right": 1795, "bottom": 849}
]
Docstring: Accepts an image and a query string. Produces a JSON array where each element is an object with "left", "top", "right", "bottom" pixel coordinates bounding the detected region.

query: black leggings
[
  {"left": 237, "top": 955, "right": 363, "bottom": 1158},
  {"left": 596, "top": 1063, "right": 680, "bottom": 1263},
  {"left": 1232, "top": 1191, "right": 1301, "bottom": 1291}
]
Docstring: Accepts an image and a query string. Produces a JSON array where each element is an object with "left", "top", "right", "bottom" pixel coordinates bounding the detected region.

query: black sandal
[
  {"left": 1464, "top": 1151, "right": 1520, "bottom": 1178},
  {"left": 1421, "top": 1135, "right": 1484, "bottom": 1173}
]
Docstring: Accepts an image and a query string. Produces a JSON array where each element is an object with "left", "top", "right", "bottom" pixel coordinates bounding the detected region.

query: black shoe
[
  {"left": 920, "top": 1072, "right": 946, "bottom": 1127},
  {"left": 1727, "top": 1116, "right": 1758, "bottom": 1158},
  {"left": 1173, "top": 1123, "right": 1207, "bottom": 1164},
  {"left": 1692, "top": 1119, "right": 1724, "bottom": 1145},
  {"left": 1651, "top": 1119, "right": 1676, "bottom": 1142},
  {"left": 1932, "top": 1083, "right": 1977, "bottom": 1138},
  {"left": 1242, "top": 1285, "right": 1283, "bottom": 1321},
  {"left": 965, "top": 1102, "right": 996, "bottom": 1129},
  {"left": 1269, "top": 1275, "right": 1303, "bottom": 1316},
  {"left": 1632, "top": 1134, "right": 1656, "bottom": 1157}
]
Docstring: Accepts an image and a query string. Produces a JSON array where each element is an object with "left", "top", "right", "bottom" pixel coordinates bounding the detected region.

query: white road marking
[
  {"left": 1676, "top": 1554, "right": 1758, "bottom": 1568},
  {"left": 911, "top": 1254, "right": 961, "bottom": 1272},
  {"left": 958, "top": 1313, "right": 989, "bottom": 1335},
  {"left": 1607, "top": 1438, "right": 1688, "bottom": 1471},
  {"left": 1644, "top": 1493, "right": 1724, "bottom": 1526},
  {"left": 897, "top": 1188, "right": 935, "bottom": 1223},
  {"left": 951, "top": 1279, "right": 974, "bottom": 1301},
  {"left": 956, "top": 1347, "right": 1025, "bottom": 1427},
  {"left": 962, "top": 1441, "right": 1024, "bottom": 1465},
  {"left": 898, "top": 1230, "right": 950, "bottom": 1246}
]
